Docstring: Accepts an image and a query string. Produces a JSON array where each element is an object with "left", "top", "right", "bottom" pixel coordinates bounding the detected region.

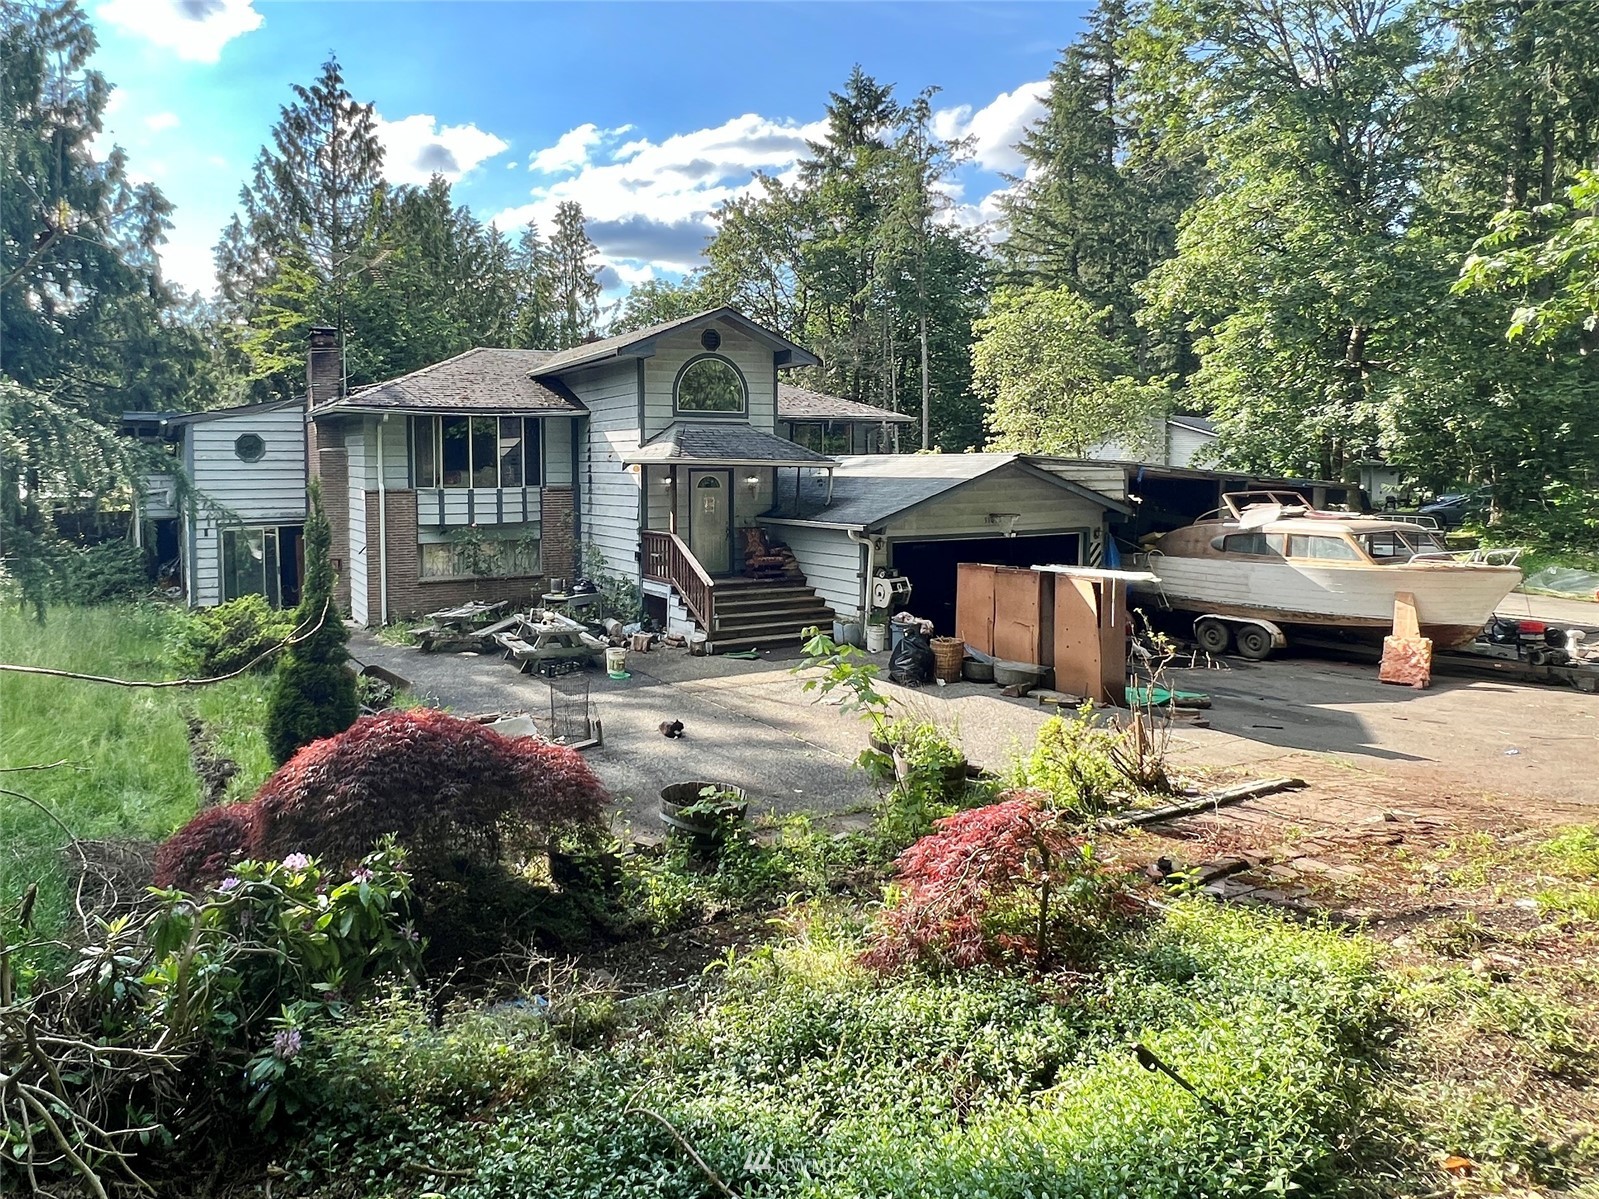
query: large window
[
  {"left": 1219, "top": 532, "right": 1286, "bottom": 557},
  {"left": 221, "top": 527, "right": 280, "bottom": 605},
  {"left": 790, "top": 422, "right": 851, "bottom": 454},
  {"left": 417, "top": 527, "right": 540, "bottom": 580},
  {"left": 1290, "top": 534, "right": 1363, "bottom": 561},
  {"left": 675, "top": 356, "right": 746, "bottom": 414},
  {"left": 414, "top": 415, "right": 542, "bottom": 488}
]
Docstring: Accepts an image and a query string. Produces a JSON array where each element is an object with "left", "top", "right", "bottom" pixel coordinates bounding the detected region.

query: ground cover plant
[{"left": 0, "top": 602, "right": 275, "bottom": 942}]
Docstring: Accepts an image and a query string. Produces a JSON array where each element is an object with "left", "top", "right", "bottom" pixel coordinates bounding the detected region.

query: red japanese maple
[
  {"left": 152, "top": 803, "right": 257, "bottom": 890},
  {"left": 155, "top": 709, "right": 608, "bottom": 890},
  {"left": 860, "top": 792, "right": 1118, "bottom": 973}
]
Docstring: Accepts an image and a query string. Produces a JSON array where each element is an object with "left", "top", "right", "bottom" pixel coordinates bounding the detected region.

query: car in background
[{"left": 1418, "top": 487, "right": 1491, "bottom": 529}]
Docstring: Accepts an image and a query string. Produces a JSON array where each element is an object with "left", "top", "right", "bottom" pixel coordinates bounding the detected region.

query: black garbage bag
[{"left": 889, "top": 627, "right": 934, "bottom": 687}]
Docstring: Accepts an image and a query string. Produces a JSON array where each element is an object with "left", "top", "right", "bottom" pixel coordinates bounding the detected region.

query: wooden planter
[{"left": 658, "top": 781, "right": 750, "bottom": 839}]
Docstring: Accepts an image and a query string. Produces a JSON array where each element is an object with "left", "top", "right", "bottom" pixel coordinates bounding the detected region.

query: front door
[{"left": 688, "top": 470, "right": 732, "bottom": 574}]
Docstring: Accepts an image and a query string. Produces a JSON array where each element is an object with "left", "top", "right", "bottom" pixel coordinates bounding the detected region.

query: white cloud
[
  {"left": 934, "top": 80, "right": 1048, "bottom": 174},
  {"left": 373, "top": 112, "right": 510, "bottom": 186},
  {"left": 494, "top": 112, "right": 827, "bottom": 274},
  {"left": 145, "top": 111, "right": 181, "bottom": 132},
  {"left": 96, "top": 0, "right": 264, "bottom": 64},
  {"left": 529, "top": 123, "right": 633, "bottom": 175}
]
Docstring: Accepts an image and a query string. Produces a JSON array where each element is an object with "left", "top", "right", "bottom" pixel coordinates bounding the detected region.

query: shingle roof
[
  {"left": 621, "top": 422, "right": 836, "bottom": 466},
  {"left": 537, "top": 307, "right": 820, "bottom": 374},
  {"left": 777, "top": 384, "right": 915, "bottom": 424},
  {"left": 1167, "top": 414, "right": 1217, "bottom": 435},
  {"left": 765, "top": 453, "right": 1129, "bottom": 529},
  {"left": 318, "top": 348, "right": 583, "bottom": 415}
]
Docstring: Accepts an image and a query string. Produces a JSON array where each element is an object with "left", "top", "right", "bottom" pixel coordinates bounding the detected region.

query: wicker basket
[{"left": 930, "top": 636, "right": 965, "bottom": 683}]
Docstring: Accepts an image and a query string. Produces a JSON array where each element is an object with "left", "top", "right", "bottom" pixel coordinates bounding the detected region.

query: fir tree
[{"left": 266, "top": 482, "right": 358, "bottom": 766}]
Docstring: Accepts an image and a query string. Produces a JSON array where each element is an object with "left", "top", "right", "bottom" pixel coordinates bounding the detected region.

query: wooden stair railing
[{"left": 640, "top": 529, "right": 716, "bottom": 632}]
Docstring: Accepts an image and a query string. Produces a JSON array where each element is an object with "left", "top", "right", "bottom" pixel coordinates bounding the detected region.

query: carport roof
[{"left": 763, "top": 453, "right": 1131, "bottom": 531}]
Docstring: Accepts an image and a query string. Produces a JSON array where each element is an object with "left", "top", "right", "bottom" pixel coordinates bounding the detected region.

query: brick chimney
[{"left": 306, "top": 326, "right": 342, "bottom": 408}]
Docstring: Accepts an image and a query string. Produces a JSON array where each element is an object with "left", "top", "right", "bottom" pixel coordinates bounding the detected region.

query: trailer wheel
[
  {"left": 1195, "top": 619, "right": 1231, "bottom": 655},
  {"left": 1234, "top": 625, "right": 1275, "bottom": 661}
]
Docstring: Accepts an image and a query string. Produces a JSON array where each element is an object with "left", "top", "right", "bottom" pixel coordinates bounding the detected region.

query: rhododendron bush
[
  {"left": 156, "top": 709, "right": 608, "bottom": 891},
  {"left": 860, "top": 792, "right": 1132, "bottom": 973}
]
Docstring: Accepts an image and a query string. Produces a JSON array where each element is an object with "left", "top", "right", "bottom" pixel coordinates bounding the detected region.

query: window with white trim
[
  {"left": 413, "top": 416, "right": 541, "bottom": 488},
  {"left": 675, "top": 356, "right": 746, "bottom": 414}
]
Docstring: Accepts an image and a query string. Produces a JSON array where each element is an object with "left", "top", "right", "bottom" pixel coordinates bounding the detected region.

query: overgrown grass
[
  {"left": 281, "top": 901, "right": 1402, "bottom": 1198},
  {"left": 0, "top": 602, "right": 275, "bottom": 937}
]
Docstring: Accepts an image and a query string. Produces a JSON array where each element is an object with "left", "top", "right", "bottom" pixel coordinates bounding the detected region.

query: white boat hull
[{"left": 1141, "top": 555, "right": 1522, "bottom": 646}]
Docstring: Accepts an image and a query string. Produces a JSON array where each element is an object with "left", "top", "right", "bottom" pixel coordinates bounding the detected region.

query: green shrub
[
  {"left": 1008, "top": 706, "right": 1125, "bottom": 817},
  {"left": 171, "top": 593, "right": 296, "bottom": 676},
  {"left": 265, "top": 482, "right": 356, "bottom": 764},
  {"left": 41, "top": 539, "right": 150, "bottom": 604}
]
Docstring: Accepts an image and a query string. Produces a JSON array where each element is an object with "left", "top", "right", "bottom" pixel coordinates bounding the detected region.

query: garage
[
  {"left": 761, "top": 453, "right": 1128, "bottom": 637},
  {"left": 890, "top": 533, "right": 1082, "bottom": 637}
]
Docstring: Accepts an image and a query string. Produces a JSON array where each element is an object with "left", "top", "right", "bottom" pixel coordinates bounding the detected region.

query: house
[
  {"left": 140, "top": 307, "right": 1136, "bottom": 649},
  {"left": 301, "top": 308, "right": 1135, "bottom": 648},
  {"left": 123, "top": 400, "right": 308, "bottom": 607},
  {"left": 1087, "top": 413, "right": 1219, "bottom": 469}
]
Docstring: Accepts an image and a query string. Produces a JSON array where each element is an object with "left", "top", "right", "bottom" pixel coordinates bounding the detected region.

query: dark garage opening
[{"left": 890, "top": 533, "right": 1082, "bottom": 637}]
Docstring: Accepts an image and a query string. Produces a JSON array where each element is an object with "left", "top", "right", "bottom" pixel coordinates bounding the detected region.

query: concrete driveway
[{"left": 351, "top": 632, "right": 1599, "bottom": 834}]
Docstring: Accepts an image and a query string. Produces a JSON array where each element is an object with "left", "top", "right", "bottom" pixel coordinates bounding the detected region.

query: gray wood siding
[
  {"left": 544, "top": 417, "right": 574, "bottom": 486},
  {"left": 569, "top": 362, "right": 644, "bottom": 578},
  {"left": 884, "top": 469, "right": 1107, "bottom": 539},
  {"left": 1034, "top": 461, "right": 1128, "bottom": 504},
  {"left": 642, "top": 324, "right": 775, "bottom": 439},
  {"left": 189, "top": 407, "right": 307, "bottom": 524},
  {"left": 1167, "top": 425, "right": 1215, "bottom": 469},
  {"left": 771, "top": 524, "right": 862, "bottom": 619}
]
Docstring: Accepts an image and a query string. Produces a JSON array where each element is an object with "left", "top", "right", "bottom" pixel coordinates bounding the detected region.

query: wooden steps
[{"left": 705, "top": 580, "right": 834, "bottom": 654}]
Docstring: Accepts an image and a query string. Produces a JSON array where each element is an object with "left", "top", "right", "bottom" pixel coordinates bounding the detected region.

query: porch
[{"left": 624, "top": 422, "right": 838, "bottom": 651}]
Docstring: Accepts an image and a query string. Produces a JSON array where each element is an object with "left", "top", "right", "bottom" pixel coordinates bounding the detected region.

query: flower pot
[
  {"left": 892, "top": 750, "right": 969, "bottom": 788},
  {"left": 833, "top": 619, "right": 862, "bottom": 647},
  {"left": 659, "top": 781, "right": 749, "bottom": 839}
]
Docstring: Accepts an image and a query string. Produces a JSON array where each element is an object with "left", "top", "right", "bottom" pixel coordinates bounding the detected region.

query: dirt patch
[{"left": 185, "top": 715, "right": 239, "bottom": 808}]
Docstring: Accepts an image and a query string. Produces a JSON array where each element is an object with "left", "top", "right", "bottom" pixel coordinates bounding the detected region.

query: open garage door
[{"left": 890, "top": 534, "right": 1081, "bottom": 637}]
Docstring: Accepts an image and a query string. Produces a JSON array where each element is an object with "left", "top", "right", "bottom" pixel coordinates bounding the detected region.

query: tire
[
  {"left": 1234, "top": 625, "right": 1274, "bottom": 661},
  {"left": 1195, "top": 619, "right": 1231, "bottom": 655}
]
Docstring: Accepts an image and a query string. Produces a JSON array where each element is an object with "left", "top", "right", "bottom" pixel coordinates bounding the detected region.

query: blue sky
[{"left": 88, "top": 1, "right": 1090, "bottom": 298}]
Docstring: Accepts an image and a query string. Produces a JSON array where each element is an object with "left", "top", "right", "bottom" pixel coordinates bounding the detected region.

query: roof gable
[{"left": 536, "top": 307, "right": 820, "bottom": 375}]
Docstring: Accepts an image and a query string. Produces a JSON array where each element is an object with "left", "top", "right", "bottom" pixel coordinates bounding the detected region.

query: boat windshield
[{"left": 1361, "top": 528, "right": 1449, "bottom": 563}]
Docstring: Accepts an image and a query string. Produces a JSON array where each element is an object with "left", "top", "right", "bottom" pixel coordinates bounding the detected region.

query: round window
[
  {"left": 699, "top": 328, "right": 722, "bottom": 352},
  {"left": 234, "top": 433, "right": 266, "bottom": 462}
]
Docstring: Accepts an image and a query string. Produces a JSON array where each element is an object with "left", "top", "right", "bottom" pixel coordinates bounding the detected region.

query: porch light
[
  {"left": 743, "top": 474, "right": 760, "bottom": 494},
  {"left": 659, "top": 475, "right": 673, "bottom": 487}
]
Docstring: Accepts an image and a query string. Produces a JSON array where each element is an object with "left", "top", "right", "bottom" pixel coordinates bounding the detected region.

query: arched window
[{"left": 675, "top": 355, "right": 746, "bottom": 415}]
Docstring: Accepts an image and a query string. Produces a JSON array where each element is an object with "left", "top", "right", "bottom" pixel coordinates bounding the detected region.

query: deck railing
[{"left": 641, "top": 530, "right": 716, "bottom": 631}]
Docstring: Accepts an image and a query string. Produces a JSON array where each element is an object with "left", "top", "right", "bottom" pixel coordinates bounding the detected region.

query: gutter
[{"left": 376, "top": 414, "right": 390, "bottom": 626}]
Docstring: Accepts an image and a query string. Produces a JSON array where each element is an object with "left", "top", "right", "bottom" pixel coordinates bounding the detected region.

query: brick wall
[
  {"left": 540, "top": 486, "right": 577, "bottom": 583},
  {"left": 315, "top": 440, "right": 351, "bottom": 613},
  {"left": 359, "top": 487, "right": 580, "bottom": 625}
]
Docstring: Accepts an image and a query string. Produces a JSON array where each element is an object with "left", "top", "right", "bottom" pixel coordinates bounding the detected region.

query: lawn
[{"left": 0, "top": 602, "right": 276, "bottom": 937}]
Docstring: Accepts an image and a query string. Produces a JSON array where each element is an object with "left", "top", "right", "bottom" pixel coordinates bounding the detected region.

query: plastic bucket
[
  {"left": 865, "top": 623, "right": 887, "bottom": 653},
  {"left": 605, "top": 646, "right": 627, "bottom": 677}
]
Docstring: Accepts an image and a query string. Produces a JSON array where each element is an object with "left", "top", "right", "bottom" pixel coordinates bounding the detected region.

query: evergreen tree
[
  {"left": 510, "top": 220, "right": 557, "bottom": 348},
  {"left": 1, "top": 0, "right": 205, "bottom": 612},
  {"left": 546, "top": 201, "right": 602, "bottom": 348},
  {"left": 216, "top": 56, "right": 386, "bottom": 396},
  {"left": 266, "top": 482, "right": 358, "bottom": 766}
]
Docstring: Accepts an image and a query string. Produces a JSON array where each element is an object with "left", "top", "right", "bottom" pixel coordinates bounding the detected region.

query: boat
[{"left": 1133, "top": 491, "right": 1522, "bottom": 655}]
